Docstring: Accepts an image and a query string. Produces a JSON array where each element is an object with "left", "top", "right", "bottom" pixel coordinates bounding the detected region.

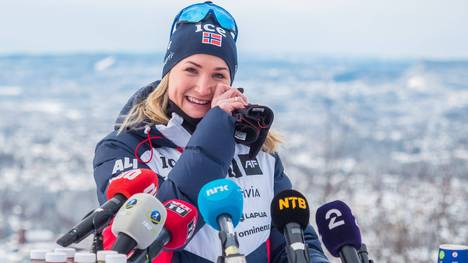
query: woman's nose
[{"left": 194, "top": 75, "right": 214, "bottom": 96}]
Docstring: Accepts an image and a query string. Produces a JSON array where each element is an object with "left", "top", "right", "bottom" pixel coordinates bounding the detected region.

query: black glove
[{"left": 232, "top": 104, "right": 274, "bottom": 158}]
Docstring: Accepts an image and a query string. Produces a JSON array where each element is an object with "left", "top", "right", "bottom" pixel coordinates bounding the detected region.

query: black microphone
[
  {"left": 315, "top": 200, "right": 362, "bottom": 263},
  {"left": 271, "top": 189, "right": 311, "bottom": 263},
  {"left": 57, "top": 169, "right": 159, "bottom": 247},
  {"left": 57, "top": 195, "right": 127, "bottom": 247}
]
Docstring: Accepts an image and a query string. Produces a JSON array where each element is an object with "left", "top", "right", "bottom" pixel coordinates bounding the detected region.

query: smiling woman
[
  {"left": 92, "top": 2, "right": 329, "bottom": 263},
  {"left": 168, "top": 54, "right": 244, "bottom": 119}
]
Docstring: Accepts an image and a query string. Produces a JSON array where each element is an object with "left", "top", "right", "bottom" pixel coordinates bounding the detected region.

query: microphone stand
[
  {"left": 216, "top": 216, "right": 246, "bottom": 263},
  {"left": 126, "top": 249, "right": 148, "bottom": 263},
  {"left": 92, "top": 230, "right": 103, "bottom": 253},
  {"left": 91, "top": 209, "right": 115, "bottom": 253},
  {"left": 357, "top": 244, "right": 374, "bottom": 263}
]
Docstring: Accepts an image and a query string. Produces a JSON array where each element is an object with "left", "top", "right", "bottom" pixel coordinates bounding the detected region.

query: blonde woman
[{"left": 93, "top": 2, "right": 328, "bottom": 263}]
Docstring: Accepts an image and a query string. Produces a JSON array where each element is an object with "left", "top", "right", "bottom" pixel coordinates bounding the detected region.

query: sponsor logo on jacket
[
  {"left": 238, "top": 154, "right": 263, "bottom": 175},
  {"left": 238, "top": 224, "right": 270, "bottom": 238},
  {"left": 240, "top": 211, "right": 268, "bottom": 222},
  {"left": 242, "top": 186, "right": 261, "bottom": 199},
  {"left": 112, "top": 157, "right": 138, "bottom": 175},
  {"left": 228, "top": 155, "right": 263, "bottom": 178}
]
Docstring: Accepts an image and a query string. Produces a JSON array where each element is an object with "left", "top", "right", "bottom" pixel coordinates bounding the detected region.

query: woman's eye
[
  {"left": 213, "top": 73, "right": 226, "bottom": 79},
  {"left": 185, "top": 67, "right": 197, "bottom": 74}
]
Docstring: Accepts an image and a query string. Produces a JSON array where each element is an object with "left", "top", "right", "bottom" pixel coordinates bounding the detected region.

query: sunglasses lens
[
  {"left": 171, "top": 2, "right": 238, "bottom": 40},
  {"left": 212, "top": 9, "right": 236, "bottom": 31},
  {"left": 179, "top": 5, "right": 210, "bottom": 23}
]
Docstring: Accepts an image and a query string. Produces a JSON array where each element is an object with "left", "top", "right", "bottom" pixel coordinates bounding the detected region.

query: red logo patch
[{"left": 202, "top": 32, "right": 222, "bottom": 47}]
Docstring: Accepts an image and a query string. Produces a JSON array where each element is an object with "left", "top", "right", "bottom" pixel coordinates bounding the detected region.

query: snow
[{"left": 1, "top": 54, "right": 467, "bottom": 262}]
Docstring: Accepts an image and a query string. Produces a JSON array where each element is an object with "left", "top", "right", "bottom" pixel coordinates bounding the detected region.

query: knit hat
[{"left": 162, "top": 15, "right": 238, "bottom": 83}]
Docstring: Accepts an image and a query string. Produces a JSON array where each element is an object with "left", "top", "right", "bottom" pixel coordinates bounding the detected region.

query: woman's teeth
[{"left": 187, "top": 96, "right": 210, "bottom": 105}]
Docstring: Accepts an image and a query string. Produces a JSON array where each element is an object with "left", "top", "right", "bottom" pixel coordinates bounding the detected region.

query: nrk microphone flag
[
  {"left": 315, "top": 200, "right": 362, "bottom": 257},
  {"left": 198, "top": 178, "right": 243, "bottom": 230}
]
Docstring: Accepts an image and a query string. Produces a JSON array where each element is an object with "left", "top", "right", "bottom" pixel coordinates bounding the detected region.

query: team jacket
[{"left": 93, "top": 81, "right": 329, "bottom": 263}]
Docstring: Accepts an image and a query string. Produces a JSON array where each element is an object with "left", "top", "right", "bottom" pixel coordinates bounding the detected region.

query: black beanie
[{"left": 162, "top": 16, "right": 238, "bottom": 83}]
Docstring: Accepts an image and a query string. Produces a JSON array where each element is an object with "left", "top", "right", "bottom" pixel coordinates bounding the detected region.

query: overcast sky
[{"left": 1, "top": 0, "right": 467, "bottom": 59}]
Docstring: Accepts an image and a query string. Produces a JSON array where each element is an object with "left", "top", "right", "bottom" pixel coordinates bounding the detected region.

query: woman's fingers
[
  {"left": 217, "top": 98, "right": 246, "bottom": 113},
  {"left": 211, "top": 83, "right": 249, "bottom": 114},
  {"left": 213, "top": 83, "right": 230, "bottom": 98},
  {"left": 212, "top": 94, "right": 247, "bottom": 114}
]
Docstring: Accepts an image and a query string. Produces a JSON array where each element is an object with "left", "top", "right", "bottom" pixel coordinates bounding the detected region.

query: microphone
[
  {"left": 111, "top": 193, "right": 167, "bottom": 254},
  {"left": 315, "top": 200, "right": 362, "bottom": 263},
  {"left": 57, "top": 168, "right": 159, "bottom": 247},
  {"left": 198, "top": 179, "right": 245, "bottom": 262},
  {"left": 128, "top": 199, "right": 198, "bottom": 262},
  {"left": 270, "top": 189, "right": 311, "bottom": 263}
]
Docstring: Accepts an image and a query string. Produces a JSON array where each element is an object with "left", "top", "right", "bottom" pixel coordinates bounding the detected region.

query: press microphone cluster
[
  {"left": 315, "top": 200, "right": 373, "bottom": 263},
  {"left": 198, "top": 179, "right": 246, "bottom": 263},
  {"left": 57, "top": 169, "right": 159, "bottom": 247},
  {"left": 99, "top": 195, "right": 198, "bottom": 262},
  {"left": 270, "top": 190, "right": 311, "bottom": 263}
]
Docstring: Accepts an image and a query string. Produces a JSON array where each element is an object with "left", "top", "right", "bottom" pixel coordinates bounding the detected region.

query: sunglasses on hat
[{"left": 170, "top": 1, "right": 238, "bottom": 41}]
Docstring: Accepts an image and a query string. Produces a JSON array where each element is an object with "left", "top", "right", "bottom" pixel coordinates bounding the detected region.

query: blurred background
[{"left": 0, "top": 0, "right": 467, "bottom": 262}]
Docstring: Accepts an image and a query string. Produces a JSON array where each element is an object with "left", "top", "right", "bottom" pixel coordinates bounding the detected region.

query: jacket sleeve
[
  {"left": 155, "top": 107, "right": 236, "bottom": 204},
  {"left": 269, "top": 153, "right": 330, "bottom": 263},
  {"left": 93, "top": 133, "right": 152, "bottom": 205},
  {"left": 93, "top": 107, "right": 235, "bottom": 237}
]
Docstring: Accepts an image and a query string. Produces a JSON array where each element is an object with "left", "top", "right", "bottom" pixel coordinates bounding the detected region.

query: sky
[{"left": 1, "top": 0, "right": 468, "bottom": 59}]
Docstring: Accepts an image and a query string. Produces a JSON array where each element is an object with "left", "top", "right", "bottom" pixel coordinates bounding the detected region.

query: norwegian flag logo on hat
[{"left": 202, "top": 32, "right": 222, "bottom": 47}]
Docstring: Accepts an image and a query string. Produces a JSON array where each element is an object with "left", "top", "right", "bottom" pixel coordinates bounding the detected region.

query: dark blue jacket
[{"left": 93, "top": 81, "right": 329, "bottom": 262}]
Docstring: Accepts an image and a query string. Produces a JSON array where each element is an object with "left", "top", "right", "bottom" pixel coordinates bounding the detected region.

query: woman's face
[{"left": 168, "top": 54, "right": 231, "bottom": 119}]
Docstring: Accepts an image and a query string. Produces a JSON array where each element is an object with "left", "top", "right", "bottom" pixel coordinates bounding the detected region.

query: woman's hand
[{"left": 211, "top": 83, "right": 248, "bottom": 115}]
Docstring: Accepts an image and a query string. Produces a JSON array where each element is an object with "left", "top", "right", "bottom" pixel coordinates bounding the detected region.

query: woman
[{"left": 93, "top": 2, "right": 329, "bottom": 262}]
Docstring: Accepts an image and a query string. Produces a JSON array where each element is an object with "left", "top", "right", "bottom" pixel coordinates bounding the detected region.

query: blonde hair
[{"left": 118, "top": 73, "right": 282, "bottom": 153}]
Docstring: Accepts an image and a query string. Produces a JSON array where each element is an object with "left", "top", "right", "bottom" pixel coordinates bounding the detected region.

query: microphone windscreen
[
  {"left": 198, "top": 179, "right": 243, "bottom": 231},
  {"left": 112, "top": 193, "right": 167, "bottom": 249},
  {"left": 315, "top": 200, "right": 362, "bottom": 257},
  {"left": 106, "top": 168, "right": 159, "bottom": 200},
  {"left": 270, "top": 189, "right": 310, "bottom": 232},
  {"left": 163, "top": 200, "right": 198, "bottom": 250}
]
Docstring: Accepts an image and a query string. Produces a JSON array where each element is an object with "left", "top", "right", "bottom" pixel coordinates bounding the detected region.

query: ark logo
[
  {"left": 112, "top": 157, "right": 138, "bottom": 175},
  {"left": 206, "top": 185, "right": 229, "bottom": 196},
  {"left": 238, "top": 155, "right": 263, "bottom": 175}
]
